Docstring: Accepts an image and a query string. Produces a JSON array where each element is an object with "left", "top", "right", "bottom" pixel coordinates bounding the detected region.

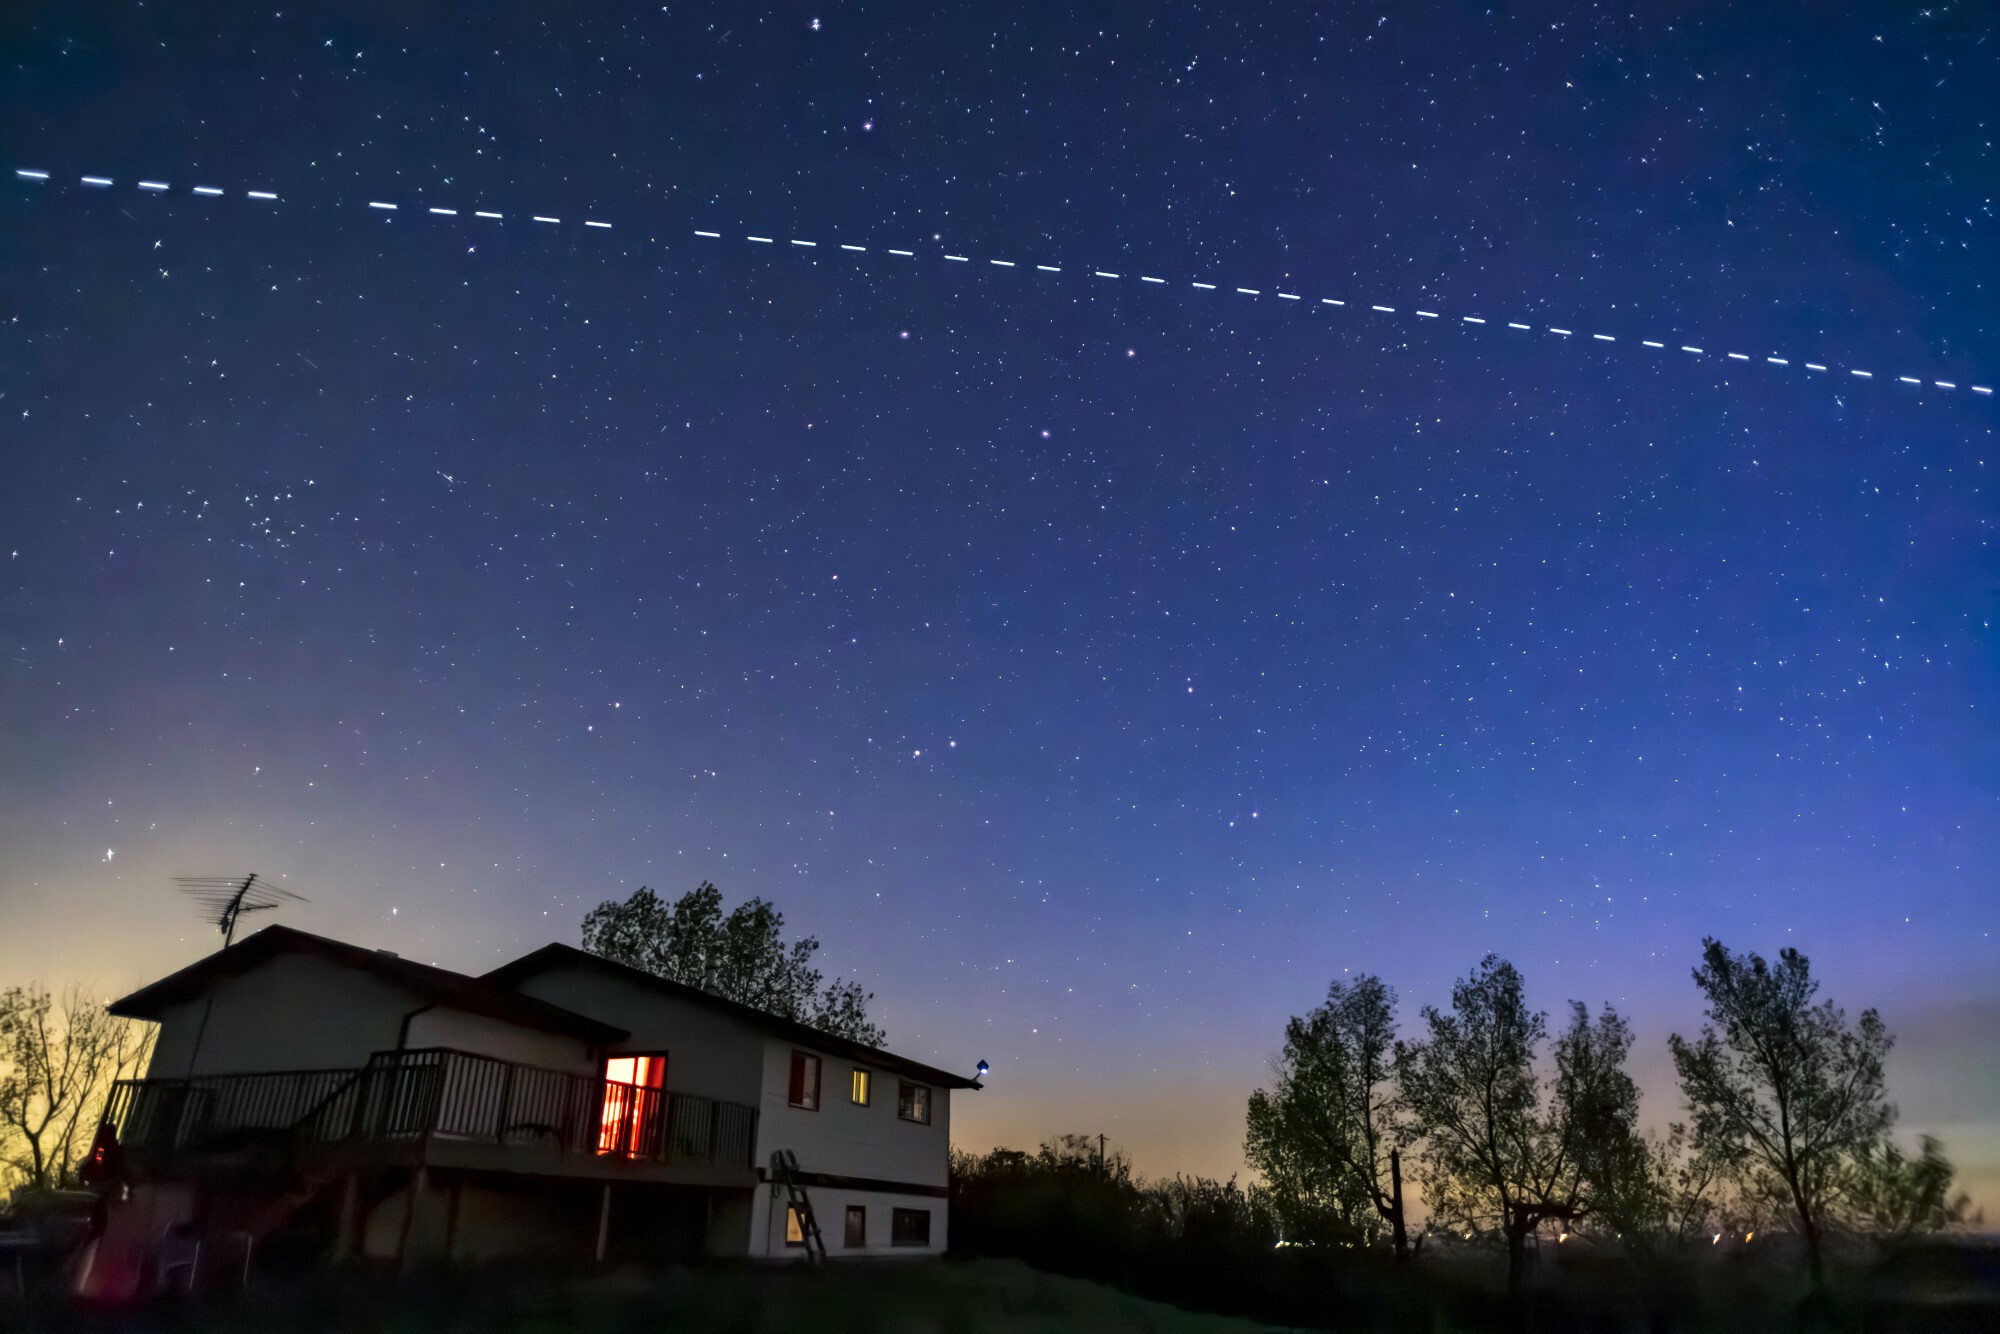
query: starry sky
[{"left": 1, "top": 2, "right": 1995, "bottom": 1206}]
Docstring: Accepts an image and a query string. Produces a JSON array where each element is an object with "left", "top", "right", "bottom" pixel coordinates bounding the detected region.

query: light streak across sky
[{"left": 11, "top": 165, "right": 1993, "bottom": 399}]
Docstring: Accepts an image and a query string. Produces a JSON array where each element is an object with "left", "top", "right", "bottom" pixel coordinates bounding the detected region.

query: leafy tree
[
  {"left": 1582, "top": 1121, "right": 1733, "bottom": 1260},
  {"left": 949, "top": 1134, "right": 1145, "bottom": 1278},
  {"left": 1394, "top": 957, "right": 1644, "bottom": 1295},
  {"left": 1142, "top": 1174, "right": 1277, "bottom": 1256},
  {"left": 1839, "top": 1134, "right": 1979, "bottom": 1241},
  {"left": 1244, "top": 974, "right": 1410, "bottom": 1258},
  {"left": 1669, "top": 938, "right": 1895, "bottom": 1286},
  {"left": 581, "top": 882, "right": 884, "bottom": 1046},
  {"left": 1, "top": 983, "right": 154, "bottom": 1191}
]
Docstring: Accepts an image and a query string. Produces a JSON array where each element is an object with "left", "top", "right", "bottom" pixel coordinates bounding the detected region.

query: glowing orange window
[{"left": 598, "top": 1053, "right": 667, "bottom": 1155}]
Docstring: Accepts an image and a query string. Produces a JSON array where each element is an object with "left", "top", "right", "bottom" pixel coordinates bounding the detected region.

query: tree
[
  {"left": 1582, "top": 1121, "right": 1733, "bottom": 1261},
  {"left": 581, "top": 881, "right": 884, "bottom": 1046},
  {"left": 1244, "top": 974, "right": 1410, "bottom": 1258},
  {"left": 1839, "top": 1134, "right": 1979, "bottom": 1241},
  {"left": 1394, "top": 957, "right": 1644, "bottom": 1295},
  {"left": 1669, "top": 938, "right": 1895, "bottom": 1286},
  {"left": 0, "top": 983, "right": 154, "bottom": 1192}
]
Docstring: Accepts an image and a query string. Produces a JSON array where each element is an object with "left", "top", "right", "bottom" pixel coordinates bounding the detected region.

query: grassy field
[
  {"left": 14, "top": 1247, "right": 1991, "bottom": 1332},
  {"left": 7, "top": 1257, "right": 1288, "bottom": 1334}
]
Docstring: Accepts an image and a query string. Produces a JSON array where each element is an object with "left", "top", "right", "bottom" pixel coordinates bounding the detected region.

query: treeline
[
  {"left": 950, "top": 1137, "right": 1512, "bottom": 1330},
  {"left": 951, "top": 940, "right": 1980, "bottom": 1328}
]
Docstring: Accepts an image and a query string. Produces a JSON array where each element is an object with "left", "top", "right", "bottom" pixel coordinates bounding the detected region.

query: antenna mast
[
  {"left": 169, "top": 873, "right": 308, "bottom": 1078},
  {"left": 174, "top": 873, "right": 307, "bottom": 948}
]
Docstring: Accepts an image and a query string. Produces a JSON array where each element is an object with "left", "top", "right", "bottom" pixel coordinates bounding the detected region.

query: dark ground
[{"left": 6, "top": 1249, "right": 2000, "bottom": 1334}]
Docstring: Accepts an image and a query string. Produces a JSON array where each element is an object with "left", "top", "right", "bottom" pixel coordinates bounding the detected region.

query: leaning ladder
[{"left": 769, "top": 1148, "right": 828, "bottom": 1261}]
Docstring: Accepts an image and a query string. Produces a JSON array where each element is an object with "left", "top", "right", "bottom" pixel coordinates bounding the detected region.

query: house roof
[
  {"left": 484, "top": 944, "right": 983, "bottom": 1090},
  {"left": 108, "top": 925, "right": 629, "bottom": 1045}
]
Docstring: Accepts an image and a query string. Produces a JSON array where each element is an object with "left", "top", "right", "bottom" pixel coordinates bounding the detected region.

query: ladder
[{"left": 769, "top": 1149, "right": 827, "bottom": 1262}]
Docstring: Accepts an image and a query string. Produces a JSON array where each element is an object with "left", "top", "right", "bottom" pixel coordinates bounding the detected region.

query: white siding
[
  {"left": 751, "top": 1185, "right": 948, "bottom": 1260},
  {"left": 505, "top": 965, "right": 766, "bottom": 1104},
  {"left": 754, "top": 1038, "right": 952, "bottom": 1189},
  {"left": 404, "top": 1006, "right": 595, "bottom": 1074},
  {"left": 144, "top": 953, "right": 414, "bottom": 1078},
  {"left": 141, "top": 953, "right": 595, "bottom": 1079}
]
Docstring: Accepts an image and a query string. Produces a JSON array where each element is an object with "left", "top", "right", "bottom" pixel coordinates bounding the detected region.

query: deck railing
[{"left": 102, "top": 1048, "right": 758, "bottom": 1172}]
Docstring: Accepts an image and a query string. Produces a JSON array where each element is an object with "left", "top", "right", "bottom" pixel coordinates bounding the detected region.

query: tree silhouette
[
  {"left": 1394, "top": 956, "right": 1643, "bottom": 1296},
  {"left": 1670, "top": 938, "right": 1894, "bottom": 1287},
  {"left": 581, "top": 882, "right": 884, "bottom": 1046},
  {"left": 1839, "top": 1134, "right": 1979, "bottom": 1240},
  {"left": 1244, "top": 974, "right": 1409, "bottom": 1258},
  {"left": 0, "top": 983, "right": 153, "bottom": 1191}
]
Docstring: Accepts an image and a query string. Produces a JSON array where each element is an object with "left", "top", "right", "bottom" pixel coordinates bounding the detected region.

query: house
[{"left": 85, "top": 925, "right": 978, "bottom": 1290}]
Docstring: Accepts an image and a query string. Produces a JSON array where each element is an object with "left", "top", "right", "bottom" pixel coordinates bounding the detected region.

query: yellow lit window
[
  {"left": 786, "top": 1207, "right": 806, "bottom": 1245},
  {"left": 851, "top": 1068, "right": 871, "bottom": 1105}
]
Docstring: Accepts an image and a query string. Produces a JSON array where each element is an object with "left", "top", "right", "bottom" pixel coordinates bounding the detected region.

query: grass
[{"left": 6, "top": 1257, "right": 1288, "bottom": 1334}]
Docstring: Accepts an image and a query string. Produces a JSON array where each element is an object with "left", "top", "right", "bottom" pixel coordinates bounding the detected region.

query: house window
[
  {"left": 896, "top": 1080, "right": 931, "bottom": 1124},
  {"left": 891, "top": 1207, "right": 932, "bottom": 1247},
  {"left": 788, "top": 1051, "right": 821, "bottom": 1110},
  {"left": 844, "top": 1205, "right": 867, "bottom": 1249},
  {"left": 598, "top": 1053, "right": 666, "bottom": 1156},
  {"left": 785, "top": 1206, "right": 808, "bottom": 1247},
  {"left": 851, "top": 1068, "right": 872, "bottom": 1105}
]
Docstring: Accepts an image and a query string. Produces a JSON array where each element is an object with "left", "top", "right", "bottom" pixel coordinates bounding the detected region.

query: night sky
[{"left": 2, "top": 2, "right": 1995, "bottom": 1204}]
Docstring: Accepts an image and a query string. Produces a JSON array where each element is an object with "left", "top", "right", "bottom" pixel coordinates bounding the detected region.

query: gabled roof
[
  {"left": 108, "top": 925, "right": 628, "bottom": 1045},
  {"left": 484, "top": 944, "right": 982, "bottom": 1090}
]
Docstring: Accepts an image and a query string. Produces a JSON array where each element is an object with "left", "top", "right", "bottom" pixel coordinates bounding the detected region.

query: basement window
[{"left": 891, "top": 1207, "right": 931, "bottom": 1247}]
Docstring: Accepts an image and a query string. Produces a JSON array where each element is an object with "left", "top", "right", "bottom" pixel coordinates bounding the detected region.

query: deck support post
[
  {"left": 595, "top": 1184, "right": 613, "bottom": 1263},
  {"left": 396, "top": 1166, "right": 427, "bottom": 1272},
  {"left": 331, "top": 1172, "right": 361, "bottom": 1263},
  {"left": 443, "top": 1175, "right": 462, "bottom": 1262}
]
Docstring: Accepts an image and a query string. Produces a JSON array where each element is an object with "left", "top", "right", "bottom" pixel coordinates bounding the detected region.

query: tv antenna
[{"left": 173, "top": 873, "right": 307, "bottom": 948}]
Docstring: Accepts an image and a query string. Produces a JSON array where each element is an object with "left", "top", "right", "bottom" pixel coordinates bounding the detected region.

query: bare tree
[
  {"left": 0, "top": 983, "right": 155, "bottom": 1192},
  {"left": 1669, "top": 939, "right": 1894, "bottom": 1287},
  {"left": 1244, "top": 974, "right": 1409, "bottom": 1258},
  {"left": 1395, "top": 957, "right": 1644, "bottom": 1296}
]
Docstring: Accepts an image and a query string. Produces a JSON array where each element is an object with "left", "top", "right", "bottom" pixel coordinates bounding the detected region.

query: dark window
[
  {"left": 785, "top": 1206, "right": 807, "bottom": 1247},
  {"left": 896, "top": 1080, "right": 931, "bottom": 1124},
  {"left": 891, "top": 1207, "right": 931, "bottom": 1247},
  {"left": 788, "top": 1051, "right": 821, "bottom": 1110},
  {"left": 844, "top": 1205, "right": 867, "bottom": 1249}
]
